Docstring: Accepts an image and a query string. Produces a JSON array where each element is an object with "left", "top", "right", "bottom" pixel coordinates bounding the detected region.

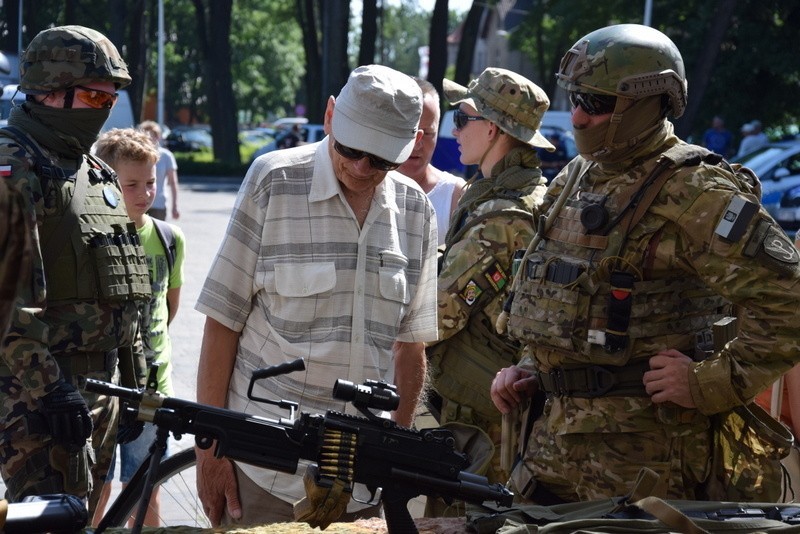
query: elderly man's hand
[
  {"left": 491, "top": 366, "right": 537, "bottom": 414},
  {"left": 643, "top": 349, "right": 696, "bottom": 408}
]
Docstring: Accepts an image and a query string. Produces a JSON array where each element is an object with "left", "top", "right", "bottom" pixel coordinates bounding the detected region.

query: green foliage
[{"left": 173, "top": 150, "right": 249, "bottom": 177}]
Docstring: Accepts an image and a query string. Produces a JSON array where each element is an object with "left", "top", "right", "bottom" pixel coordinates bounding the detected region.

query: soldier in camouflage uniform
[
  {"left": 0, "top": 26, "right": 149, "bottom": 513},
  {"left": 426, "top": 68, "right": 555, "bottom": 490},
  {"left": 491, "top": 24, "right": 800, "bottom": 504}
]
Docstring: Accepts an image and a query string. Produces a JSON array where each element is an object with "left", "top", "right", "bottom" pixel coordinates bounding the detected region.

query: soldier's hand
[
  {"left": 38, "top": 379, "right": 93, "bottom": 448},
  {"left": 491, "top": 366, "right": 536, "bottom": 414},
  {"left": 116, "top": 398, "right": 145, "bottom": 444},
  {"left": 644, "top": 349, "right": 696, "bottom": 408}
]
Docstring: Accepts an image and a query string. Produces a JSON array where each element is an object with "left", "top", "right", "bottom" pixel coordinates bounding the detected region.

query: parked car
[
  {"left": 165, "top": 125, "right": 213, "bottom": 152},
  {"left": 431, "top": 109, "right": 577, "bottom": 179},
  {"left": 775, "top": 185, "right": 800, "bottom": 238},
  {"left": 734, "top": 139, "right": 800, "bottom": 217},
  {"left": 250, "top": 123, "right": 325, "bottom": 161}
]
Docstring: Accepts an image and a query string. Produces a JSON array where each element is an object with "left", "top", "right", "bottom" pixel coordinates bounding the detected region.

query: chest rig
[
  {"left": 507, "top": 145, "right": 732, "bottom": 385},
  {"left": 0, "top": 126, "right": 150, "bottom": 304}
]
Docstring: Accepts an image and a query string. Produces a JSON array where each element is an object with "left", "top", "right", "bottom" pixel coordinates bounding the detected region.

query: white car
[{"left": 735, "top": 139, "right": 800, "bottom": 218}]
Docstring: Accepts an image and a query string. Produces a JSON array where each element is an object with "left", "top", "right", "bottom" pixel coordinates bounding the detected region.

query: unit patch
[
  {"left": 762, "top": 225, "right": 799, "bottom": 264},
  {"left": 460, "top": 280, "right": 482, "bottom": 306},
  {"left": 483, "top": 262, "right": 507, "bottom": 292}
]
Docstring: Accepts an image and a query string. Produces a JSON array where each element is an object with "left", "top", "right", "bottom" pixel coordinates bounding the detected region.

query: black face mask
[{"left": 25, "top": 101, "right": 111, "bottom": 155}]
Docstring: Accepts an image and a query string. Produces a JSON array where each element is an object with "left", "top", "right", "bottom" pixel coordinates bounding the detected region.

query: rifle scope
[{"left": 333, "top": 379, "right": 400, "bottom": 412}]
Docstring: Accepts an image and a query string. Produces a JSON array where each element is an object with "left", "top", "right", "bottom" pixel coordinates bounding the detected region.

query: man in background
[
  {"left": 398, "top": 78, "right": 466, "bottom": 246},
  {"left": 139, "top": 120, "right": 180, "bottom": 220}
]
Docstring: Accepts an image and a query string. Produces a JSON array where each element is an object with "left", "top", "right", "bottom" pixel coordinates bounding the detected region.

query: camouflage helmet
[
  {"left": 556, "top": 24, "right": 687, "bottom": 118},
  {"left": 19, "top": 25, "right": 131, "bottom": 95},
  {"left": 443, "top": 67, "right": 555, "bottom": 151}
]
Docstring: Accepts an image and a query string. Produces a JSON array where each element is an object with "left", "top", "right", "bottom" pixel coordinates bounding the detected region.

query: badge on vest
[
  {"left": 460, "top": 280, "right": 482, "bottom": 306},
  {"left": 103, "top": 185, "right": 119, "bottom": 208}
]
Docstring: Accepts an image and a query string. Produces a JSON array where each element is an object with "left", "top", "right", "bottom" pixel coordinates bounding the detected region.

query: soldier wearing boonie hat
[
  {"left": 425, "top": 68, "right": 554, "bottom": 510},
  {"left": 0, "top": 25, "right": 149, "bottom": 515}
]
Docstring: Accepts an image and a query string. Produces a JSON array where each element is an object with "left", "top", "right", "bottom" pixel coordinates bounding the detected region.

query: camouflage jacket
[
  {"left": 436, "top": 147, "right": 547, "bottom": 342},
  {"left": 508, "top": 123, "right": 800, "bottom": 434},
  {"left": 0, "top": 113, "right": 145, "bottom": 403},
  {"left": 0, "top": 179, "right": 31, "bottom": 339}
]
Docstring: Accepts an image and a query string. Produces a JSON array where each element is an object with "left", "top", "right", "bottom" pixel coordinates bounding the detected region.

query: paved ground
[{"left": 3, "top": 175, "right": 428, "bottom": 524}]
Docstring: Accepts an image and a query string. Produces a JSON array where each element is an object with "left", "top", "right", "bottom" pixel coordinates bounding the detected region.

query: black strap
[
  {"left": 151, "top": 218, "right": 176, "bottom": 274},
  {"left": 536, "top": 361, "right": 651, "bottom": 398}
]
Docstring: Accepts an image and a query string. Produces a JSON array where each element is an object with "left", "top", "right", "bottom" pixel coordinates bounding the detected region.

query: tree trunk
[
  {"left": 455, "top": 3, "right": 484, "bottom": 86},
  {"left": 321, "top": 0, "right": 350, "bottom": 105},
  {"left": 123, "top": 0, "right": 147, "bottom": 124},
  {"left": 192, "top": 0, "right": 239, "bottom": 164},
  {"left": 358, "top": 0, "right": 378, "bottom": 66},
  {"left": 297, "top": 0, "right": 323, "bottom": 122},
  {"left": 674, "top": 0, "right": 737, "bottom": 139},
  {"left": 428, "top": 0, "right": 449, "bottom": 99}
]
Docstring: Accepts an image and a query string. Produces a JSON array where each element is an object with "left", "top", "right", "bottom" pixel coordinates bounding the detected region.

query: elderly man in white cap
[{"left": 194, "top": 65, "right": 438, "bottom": 527}]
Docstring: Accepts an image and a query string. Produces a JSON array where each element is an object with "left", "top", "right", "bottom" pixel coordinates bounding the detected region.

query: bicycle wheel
[{"left": 99, "top": 447, "right": 209, "bottom": 529}]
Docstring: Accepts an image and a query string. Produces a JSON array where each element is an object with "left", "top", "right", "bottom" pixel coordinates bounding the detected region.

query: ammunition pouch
[
  {"left": 428, "top": 315, "right": 521, "bottom": 423},
  {"left": 536, "top": 361, "right": 651, "bottom": 398}
]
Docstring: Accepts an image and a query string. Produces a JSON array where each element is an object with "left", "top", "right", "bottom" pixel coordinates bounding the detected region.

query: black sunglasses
[
  {"left": 453, "top": 109, "right": 487, "bottom": 130},
  {"left": 333, "top": 140, "right": 400, "bottom": 171},
  {"left": 569, "top": 92, "right": 617, "bottom": 116}
]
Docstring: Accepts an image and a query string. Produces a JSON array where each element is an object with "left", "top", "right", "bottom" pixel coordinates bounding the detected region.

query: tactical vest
[
  {"left": 507, "top": 145, "right": 742, "bottom": 373},
  {"left": 0, "top": 127, "right": 150, "bottom": 304},
  {"left": 430, "top": 186, "right": 539, "bottom": 424}
]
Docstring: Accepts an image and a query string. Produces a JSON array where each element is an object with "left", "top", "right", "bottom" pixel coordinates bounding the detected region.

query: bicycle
[{"left": 86, "top": 358, "right": 513, "bottom": 534}]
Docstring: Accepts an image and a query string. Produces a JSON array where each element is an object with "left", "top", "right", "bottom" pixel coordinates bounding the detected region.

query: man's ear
[{"left": 323, "top": 96, "right": 335, "bottom": 135}]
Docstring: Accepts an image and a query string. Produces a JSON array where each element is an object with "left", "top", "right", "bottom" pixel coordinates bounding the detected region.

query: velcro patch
[
  {"left": 483, "top": 262, "right": 507, "bottom": 292},
  {"left": 0, "top": 164, "right": 12, "bottom": 177},
  {"left": 762, "top": 226, "right": 800, "bottom": 265},
  {"left": 459, "top": 280, "right": 482, "bottom": 306}
]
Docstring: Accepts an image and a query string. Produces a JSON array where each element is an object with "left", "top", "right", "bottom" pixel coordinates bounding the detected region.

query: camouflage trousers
[
  {"left": 0, "top": 351, "right": 119, "bottom": 515},
  {"left": 509, "top": 413, "right": 711, "bottom": 503}
]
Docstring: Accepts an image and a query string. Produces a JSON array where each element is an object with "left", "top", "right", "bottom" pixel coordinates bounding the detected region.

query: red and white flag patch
[{"left": 0, "top": 165, "right": 12, "bottom": 177}]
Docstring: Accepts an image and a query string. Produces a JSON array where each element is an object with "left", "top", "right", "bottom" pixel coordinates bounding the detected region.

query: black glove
[
  {"left": 38, "top": 379, "right": 93, "bottom": 448},
  {"left": 116, "top": 398, "right": 144, "bottom": 445}
]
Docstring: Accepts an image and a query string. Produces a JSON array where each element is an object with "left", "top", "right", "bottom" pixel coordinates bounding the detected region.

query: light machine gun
[{"left": 85, "top": 359, "right": 513, "bottom": 533}]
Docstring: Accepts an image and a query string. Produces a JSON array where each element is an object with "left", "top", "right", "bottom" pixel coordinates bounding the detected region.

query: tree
[
  {"left": 428, "top": 0, "right": 450, "bottom": 97},
  {"left": 191, "top": 0, "right": 239, "bottom": 164},
  {"left": 454, "top": 3, "right": 485, "bottom": 85}
]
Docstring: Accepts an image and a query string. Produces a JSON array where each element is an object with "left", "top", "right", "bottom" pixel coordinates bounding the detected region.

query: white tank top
[{"left": 427, "top": 171, "right": 466, "bottom": 245}]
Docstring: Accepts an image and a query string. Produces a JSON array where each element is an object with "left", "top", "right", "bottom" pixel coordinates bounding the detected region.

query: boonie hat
[
  {"left": 443, "top": 67, "right": 555, "bottom": 151},
  {"left": 332, "top": 65, "right": 422, "bottom": 164}
]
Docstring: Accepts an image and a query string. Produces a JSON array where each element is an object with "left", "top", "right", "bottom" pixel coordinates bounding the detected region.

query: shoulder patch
[
  {"left": 459, "top": 279, "right": 482, "bottom": 306},
  {"left": 744, "top": 220, "right": 799, "bottom": 275},
  {"left": 0, "top": 164, "right": 11, "bottom": 177},
  {"left": 483, "top": 262, "right": 507, "bottom": 292},
  {"left": 714, "top": 195, "right": 758, "bottom": 242}
]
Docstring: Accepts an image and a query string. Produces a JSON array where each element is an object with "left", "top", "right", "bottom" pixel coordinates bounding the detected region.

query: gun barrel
[
  {"left": 390, "top": 467, "right": 513, "bottom": 507},
  {"left": 84, "top": 378, "right": 143, "bottom": 402}
]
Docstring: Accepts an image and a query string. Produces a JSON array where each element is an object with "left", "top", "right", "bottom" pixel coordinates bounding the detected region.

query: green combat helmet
[
  {"left": 443, "top": 67, "right": 555, "bottom": 151},
  {"left": 19, "top": 25, "right": 131, "bottom": 95},
  {"left": 557, "top": 24, "right": 687, "bottom": 119}
]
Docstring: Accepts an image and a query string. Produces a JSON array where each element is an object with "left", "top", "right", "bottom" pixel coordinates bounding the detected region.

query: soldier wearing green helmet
[
  {"left": 426, "top": 67, "right": 554, "bottom": 513},
  {"left": 0, "top": 25, "right": 149, "bottom": 514},
  {"left": 491, "top": 24, "right": 800, "bottom": 505}
]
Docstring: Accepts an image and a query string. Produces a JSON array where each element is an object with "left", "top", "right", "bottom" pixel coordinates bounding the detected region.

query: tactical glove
[
  {"left": 38, "top": 379, "right": 93, "bottom": 448},
  {"left": 116, "top": 398, "right": 145, "bottom": 445},
  {"left": 293, "top": 464, "right": 351, "bottom": 529}
]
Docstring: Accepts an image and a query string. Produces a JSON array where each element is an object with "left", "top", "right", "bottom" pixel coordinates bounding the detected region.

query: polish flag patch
[{"left": 0, "top": 165, "right": 11, "bottom": 177}]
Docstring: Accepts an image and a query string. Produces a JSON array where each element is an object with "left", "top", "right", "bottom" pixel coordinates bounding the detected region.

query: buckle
[{"left": 584, "top": 366, "right": 617, "bottom": 398}]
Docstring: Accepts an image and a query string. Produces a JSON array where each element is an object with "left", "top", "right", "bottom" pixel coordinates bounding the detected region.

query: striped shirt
[{"left": 196, "top": 138, "right": 438, "bottom": 504}]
